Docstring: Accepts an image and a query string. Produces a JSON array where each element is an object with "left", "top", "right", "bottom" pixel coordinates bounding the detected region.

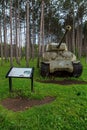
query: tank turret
[{"left": 40, "top": 25, "right": 83, "bottom": 77}]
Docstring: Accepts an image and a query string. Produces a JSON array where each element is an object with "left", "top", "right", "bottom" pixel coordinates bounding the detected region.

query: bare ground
[
  {"left": 1, "top": 79, "right": 87, "bottom": 112},
  {"left": 37, "top": 79, "right": 87, "bottom": 85},
  {"left": 1, "top": 96, "right": 55, "bottom": 112}
]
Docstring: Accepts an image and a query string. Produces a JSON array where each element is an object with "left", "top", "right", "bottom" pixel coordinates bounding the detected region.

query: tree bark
[
  {"left": 10, "top": 0, "right": 13, "bottom": 67},
  {"left": 0, "top": 21, "right": 3, "bottom": 65},
  {"left": 37, "top": 0, "right": 44, "bottom": 68},
  {"left": 72, "top": 1, "right": 75, "bottom": 54},
  {"left": 15, "top": 7, "right": 19, "bottom": 64},
  {"left": 26, "top": 0, "right": 30, "bottom": 67},
  {"left": 3, "top": 1, "right": 8, "bottom": 61},
  {"left": 18, "top": 0, "right": 21, "bottom": 62},
  {"left": 39, "top": 0, "right": 45, "bottom": 55}
]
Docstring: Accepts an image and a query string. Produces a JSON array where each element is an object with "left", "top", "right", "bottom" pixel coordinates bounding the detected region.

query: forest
[
  {"left": 0, "top": 0, "right": 87, "bottom": 66},
  {"left": 0, "top": 1, "right": 87, "bottom": 130}
]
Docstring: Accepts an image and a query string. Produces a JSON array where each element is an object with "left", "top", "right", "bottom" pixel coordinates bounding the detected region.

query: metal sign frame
[{"left": 6, "top": 67, "right": 34, "bottom": 92}]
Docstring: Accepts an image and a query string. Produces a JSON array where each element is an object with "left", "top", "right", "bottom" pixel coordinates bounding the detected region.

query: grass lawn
[{"left": 0, "top": 58, "right": 87, "bottom": 130}]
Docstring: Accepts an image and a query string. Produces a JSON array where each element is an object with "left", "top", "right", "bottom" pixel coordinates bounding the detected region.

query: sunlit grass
[{"left": 0, "top": 57, "right": 87, "bottom": 130}]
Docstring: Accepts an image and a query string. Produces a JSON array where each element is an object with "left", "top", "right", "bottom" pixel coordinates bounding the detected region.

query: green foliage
[{"left": 0, "top": 58, "right": 87, "bottom": 130}]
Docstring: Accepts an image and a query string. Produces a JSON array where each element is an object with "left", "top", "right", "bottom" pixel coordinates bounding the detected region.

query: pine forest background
[{"left": 0, "top": 0, "right": 87, "bottom": 67}]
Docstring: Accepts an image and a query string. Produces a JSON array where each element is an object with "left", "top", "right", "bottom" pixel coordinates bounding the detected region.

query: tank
[{"left": 40, "top": 25, "right": 83, "bottom": 77}]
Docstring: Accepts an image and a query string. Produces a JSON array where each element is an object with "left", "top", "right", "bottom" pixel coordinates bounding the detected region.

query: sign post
[{"left": 6, "top": 67, "right": 34, "bottom": 92}]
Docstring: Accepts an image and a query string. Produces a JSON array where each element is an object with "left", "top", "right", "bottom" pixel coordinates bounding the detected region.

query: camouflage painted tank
[{"left": 40, "top": 26, "right": 83, "bottom": 77}]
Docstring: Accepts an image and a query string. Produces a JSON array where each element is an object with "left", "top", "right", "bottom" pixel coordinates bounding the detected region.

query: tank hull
[{"left": 41, "top": 61, "right": 83, "bottom": 77}]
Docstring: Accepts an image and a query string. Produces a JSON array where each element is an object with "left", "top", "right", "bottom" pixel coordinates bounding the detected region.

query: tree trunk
[
  {"left": 31, "top": 0, "right": 35, "bottom": 60},
  {"left": 76, "top": 23, "right": 83, "bottom": 59},
  {"left": 39, "top": 0, "right": 45, "bottom": 55},
  {"left": 10, "top": 0, "right": 13, "bottom": 67},
  {"left": 37, "top": 0, "right": 44, "bottom": 68},
  {"left": 0, "top": 21, "right": 3, "bottom": 65},
  {"left": 66, "top": 31, "right": 72, "bottom": 51},
  {"left": 72, "top": 20, "right": 75, "bottom": 54},
  {"left": 83, "top": 22, "right": 87, "bottom": 63},
  {"left": 31, "top": 24, "right": 35, "bottom": 60},
  {"left": 72, "top": 1, "right": 75, "bottom": 54},
  {"left": 15, "top": 7, "right": 20, "bottom": 64},
  {"left": 3, "top": 1, "right": 8, "bottom": 62},
  {"left": 37, "top": 33, "right": 41, "bottom": 68},
  {"left": 26, "top": 0, "right": 30, "bottom": 67},
  {"left": 41, "top": 0, "right": 45, "bottom": 54},
  {"left": 18, "top": 0, "right": 21, "bottom": 62}
]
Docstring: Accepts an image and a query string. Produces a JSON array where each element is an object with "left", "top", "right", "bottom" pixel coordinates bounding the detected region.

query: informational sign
[
  {"left": 7, "top": 67, "right": 33, "bottom": 78},
  {"left": 6, "top": 67, "right": 34, "bottom": 92}
]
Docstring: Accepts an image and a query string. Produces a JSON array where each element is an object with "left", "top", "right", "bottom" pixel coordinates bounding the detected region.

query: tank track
[
  {"left": 72, "top": 62, "right": 83, "bottom": 77},
  {"left": 40, "top": 62, "right": 50, "bottom": 77},
  {"left": 41, "top": 62, "right": 83, "bottom": 77}
]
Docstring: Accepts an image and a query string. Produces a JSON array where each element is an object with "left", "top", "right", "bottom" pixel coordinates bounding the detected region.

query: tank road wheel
[
  {"left": 72, "top": 62, "right": 83, "bottom": 77},
  {"left": 40, "top": 62, "right": 50, "bottom": 77}
]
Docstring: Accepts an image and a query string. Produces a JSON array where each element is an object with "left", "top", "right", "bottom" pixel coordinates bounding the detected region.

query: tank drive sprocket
[
  {"left": 40, "top": 62, "right": 50, "bottom": 77},
  {"left": 72, "top": 62, "right": 83, "bottom": 77}
]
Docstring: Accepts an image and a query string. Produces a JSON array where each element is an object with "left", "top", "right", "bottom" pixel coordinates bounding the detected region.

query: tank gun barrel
[{"left": 57, "top": 25, "right": 71, "bottom": 48}]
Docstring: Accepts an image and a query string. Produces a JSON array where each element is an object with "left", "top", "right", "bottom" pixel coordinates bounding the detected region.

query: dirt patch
[
  {"left": 1, "top": 97, "right": 55, "bottom": 112},
  {"left": 37, "top": 79, "right": 87, "bottom": 85},
  {"left": 1, "top": 79, "right": 87, "bottom": 112}
]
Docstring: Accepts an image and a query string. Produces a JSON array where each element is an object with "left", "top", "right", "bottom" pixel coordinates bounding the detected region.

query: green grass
[{"left": 0, "top": 58, "right": 87, "bottom": 130}]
